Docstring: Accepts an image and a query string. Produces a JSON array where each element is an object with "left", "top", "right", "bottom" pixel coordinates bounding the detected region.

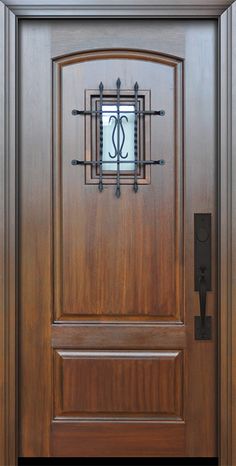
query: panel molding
[
  {"left": 0, "top": 4, "right": 17, "bottom": 466},
  {"left": 53, "top": 349, "right": 183, "bottom": 420},
  {"left": 84, "top": 89, "right": 151, "bottom": 186},
  {"left": 1, "top": 0, "right": 235, "bottom": 18},
  {"left": 0, "top": 1, "right": 236, "bottom": 465},
  {"left": 219, "top": 4, "right": 236, "bottom": 465},
  {"left": 53, "top": 48, "right": 183, "bottom": 323}
]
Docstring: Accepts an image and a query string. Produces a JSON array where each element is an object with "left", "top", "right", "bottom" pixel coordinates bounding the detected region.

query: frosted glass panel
[{"left": 102, "top": 104, "right": 135, "bottom": 171}]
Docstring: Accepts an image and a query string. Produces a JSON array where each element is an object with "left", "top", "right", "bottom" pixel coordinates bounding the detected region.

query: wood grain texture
[
  {"left": 230, "top": 5, "right": 236, "bottom": 465},
  {"left": 0, "top": 4, "right": 235, "bottom": 465},
  {"left": 18, "top": 21, "right": 52, "bottom": 457},
  {"left": 52, "top": 324, "right": 186, "bottom": 348},
  {"left": 0, "top": 5, "right": 7, "bottom": 465},
  {"left": 0, "top": 4, "right": 18, "bottom": 466},
  {"left": 54, "top": 350, "right": 183, "bottom": 419},
  {"left": 219, "top": 3, "right": 236, "bottom": 465},
  {"left": 219, "top": 10, "right": 230, "bottom": 466},
  {"left": 54, "top": 49, "right": 183, "bottom": 322},
  {"left": 0, "top": 6, "right": 6, "bottom": 465},
  {"left": 18, "top": 19, "right": 217, "bottom": 459},
  {"left": 183, "top": 20, "right": 218, "bottom": 457},
  {"left": 51, "top": 421, "right": 185, "bottom": 457}
]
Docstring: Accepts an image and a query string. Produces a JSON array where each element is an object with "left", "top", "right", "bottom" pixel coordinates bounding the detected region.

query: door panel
[
  {"left": 54, "top": 49, "right": 183, "bottom": 322},
  {"left": 19, "top": 19, "right": 217, "bottom": 457},
  {"left": 51, "top": 422, "right": 185, "bottom": 457},
  {"left": 54, "top": 350, "right": 183, "bottom": 419}
]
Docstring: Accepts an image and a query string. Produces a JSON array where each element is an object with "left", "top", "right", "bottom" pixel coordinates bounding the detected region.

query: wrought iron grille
[{"left": 71, "top": 78, "right": 165, "bottom": 198}]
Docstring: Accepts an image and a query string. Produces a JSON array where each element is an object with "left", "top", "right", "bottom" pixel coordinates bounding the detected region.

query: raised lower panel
[
  {"left": 51, "top": 421, "right": 185, "bottom": 457},
  {"left": 54, "top": 350, "right": 183, "bottom": 419}
]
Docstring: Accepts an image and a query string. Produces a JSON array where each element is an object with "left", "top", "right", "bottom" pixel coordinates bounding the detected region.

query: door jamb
[{"left": 0, "top": 1, "right": 235, "bottom": 465}]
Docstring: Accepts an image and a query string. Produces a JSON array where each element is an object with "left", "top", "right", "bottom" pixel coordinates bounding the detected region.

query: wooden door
[{"left": 19, "top": 19, "right": 218, "bottom": 458}]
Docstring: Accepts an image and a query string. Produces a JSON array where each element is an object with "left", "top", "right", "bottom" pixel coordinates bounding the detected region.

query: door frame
[{"left": 0, "top": 1, "right": 235, "bottom": 465}]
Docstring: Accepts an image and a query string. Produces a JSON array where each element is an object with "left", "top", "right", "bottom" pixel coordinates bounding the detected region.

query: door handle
[
  {"left": 194, "top": 214, "right": 212, "bottom": 340},
  {"left": 198, "top": 267, "right": 207, "bottom": 329}
]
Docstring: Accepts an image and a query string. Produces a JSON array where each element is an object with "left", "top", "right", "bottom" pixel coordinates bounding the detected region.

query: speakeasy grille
[{"left": 71, "top": 78, "right": 165, "bottom": 198}]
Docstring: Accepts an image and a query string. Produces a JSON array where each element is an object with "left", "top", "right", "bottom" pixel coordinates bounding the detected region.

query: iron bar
[
  {"left": 116, "top": 78, "right": 121, "bottom": 197},
  {"left": 71, "top": 159, "right": 165, "bottom": 166},
  {"left": 98, "top": 81, "right": 104, "bottom": 192},
  {"left": 133, "top": 81, "right": 139, "bottom": 193},
  {"left": 71, "top": 79, "right": 166, "bottom": 197},
  {"left": 72, "top": 109, "right": 165, "bottom": 116}
]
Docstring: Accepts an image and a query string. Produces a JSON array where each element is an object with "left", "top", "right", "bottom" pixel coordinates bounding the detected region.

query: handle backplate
[{"left": 194, "top": 214, "right": 212, "bottom": 340}]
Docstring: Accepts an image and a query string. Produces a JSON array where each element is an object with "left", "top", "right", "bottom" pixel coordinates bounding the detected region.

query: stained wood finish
[
  {"left": 54, "top": 350, "right": 183, "bottom": 418},
  {"left": 0, "top": 5, "right": 18, "bottom": 466},
  {"left": 18, "top": 19, "right": 218, "bottom": 458},
  {"left": 19, "top": 22, "right": 52, "bottom": 457},
  {"left": 0, "top": 2, "right": 236, "bottom": 466},
  {"left": 52, "top": 324, "right": 186, "bottom": 348},
  {"left": 0, "top": 4, "right": 6, "bottom": 464},
  {"left": 54, "top": 49, "right": 183, "bottom": 322},
  {"left": 51, "top": 422, "right": 185, "bottom": 457},
  {"left": 219, "top": 5, "right": 236, "bottom": 465}
]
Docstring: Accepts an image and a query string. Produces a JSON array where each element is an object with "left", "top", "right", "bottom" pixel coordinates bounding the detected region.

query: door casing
[{"left": 0, "top": 1, "right": 236, "bottom": 465}]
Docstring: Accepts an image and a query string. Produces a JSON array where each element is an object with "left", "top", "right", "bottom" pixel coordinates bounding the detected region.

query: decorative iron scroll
[{"left": 71, "top": 78, "right": 165, "bottom": 198}]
